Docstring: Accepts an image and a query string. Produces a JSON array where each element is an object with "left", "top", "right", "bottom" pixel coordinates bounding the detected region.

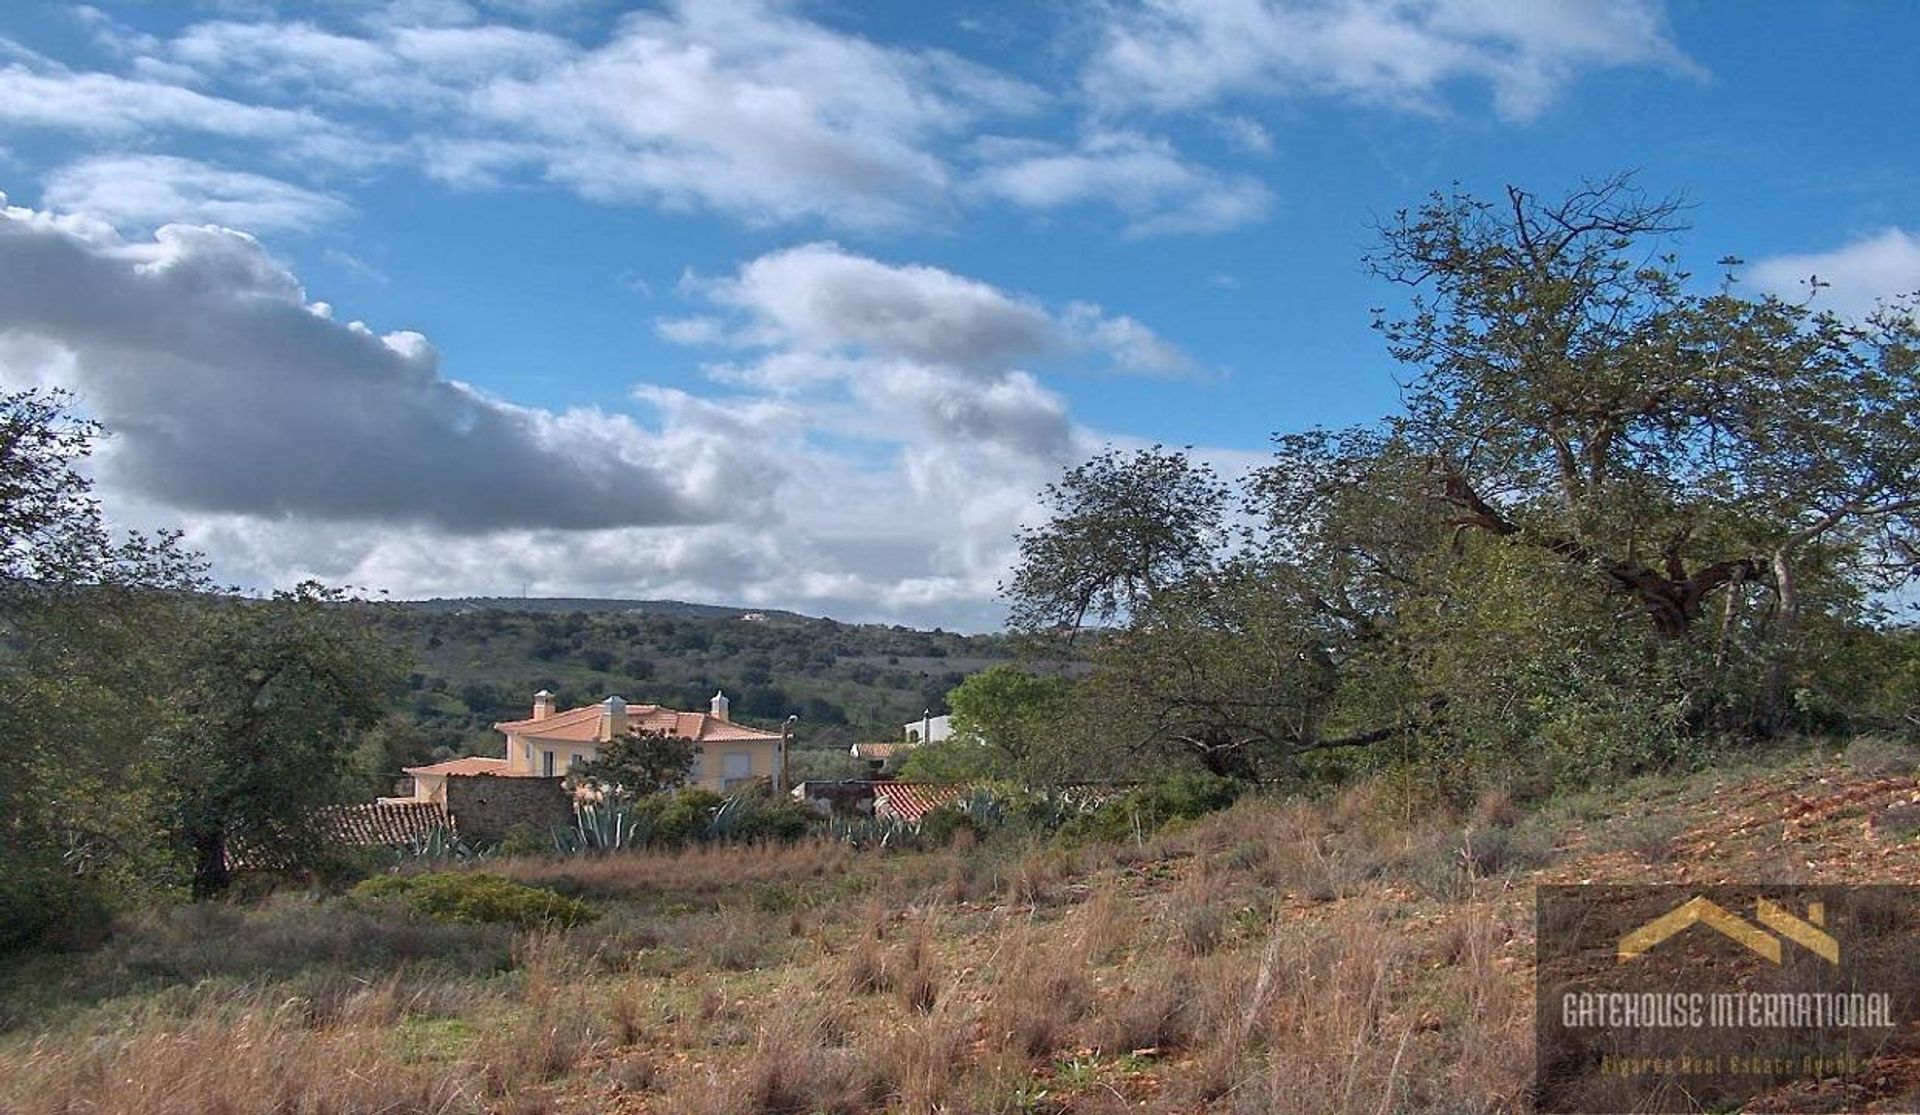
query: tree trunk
[
  {"left": 1760, "top": 548, "right": 1799, "bottom": 732},
  {"left": 190, "top": 828, "right": 230, "bottom": 899}
]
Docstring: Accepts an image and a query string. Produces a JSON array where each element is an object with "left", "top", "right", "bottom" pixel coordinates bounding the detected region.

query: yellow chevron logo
[{"left": 1618, "top": 896, "right": 1838, "bottom": 965}]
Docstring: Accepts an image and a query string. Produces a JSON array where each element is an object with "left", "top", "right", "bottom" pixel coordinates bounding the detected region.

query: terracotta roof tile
[
  {"left": 852, "top": 741, "right": 909, "bottom": 760},
  {"left": 874, "top": 782, "right": 970, "bottom": 822},
  {"left": 404, "top": 756, "right": 512, "bottom": 776},
  {"left": 315, "top": 800, "right": 454, "bottom": 846},
  {"left": 494, "top": 702, "right": 782, "bottom": 744}
]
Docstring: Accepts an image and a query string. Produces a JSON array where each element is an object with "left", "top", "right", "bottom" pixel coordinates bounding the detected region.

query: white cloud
[
  {"left": 448, "top": 0, "right": 1042, "bottom": 226},
  {"left": 1750, "top": 229, "right": 1920, "bottom": 321},
  {"left": 684, "top": 242, "right": 1196, "bottom": 379},
  {"left": 148, "top": 0, "right": 1044, "bottom": 229},
  {"left": 1084, "top": 0, "right": 1697, "bottom": 121},
  {"left": 43, "top": 154, "right": 349, "bottom": 233},
  {"left": 699, "top": 242, "right": 1062, "bottom": 373},
  {"left": 0, "top": 59, "right": 354, "bottom": 149},
  {"left": 971, "top": 130, "right": 1273, "bottom": 235},
  {"left": 0, "top": 195, "right": 1215, "bottom": 627},
  {"left": 0, "top": 197, "right": 726, "bottom": 533}
]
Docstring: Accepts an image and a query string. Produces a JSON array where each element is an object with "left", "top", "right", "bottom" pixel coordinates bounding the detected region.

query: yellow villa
[{"left": 401, "top": 689, "right": 788, "bottom": 802}]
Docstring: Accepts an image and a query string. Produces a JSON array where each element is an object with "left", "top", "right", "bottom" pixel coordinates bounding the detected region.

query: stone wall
[
  {"left": 792, "top": 779, "right": 879, "bottom": 817},
  {"left": 444, "top": 773, "right": 572, "bottom": 845}
]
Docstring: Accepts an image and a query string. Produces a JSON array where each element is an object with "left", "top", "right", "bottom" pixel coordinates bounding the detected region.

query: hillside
[
  {"left": 366, "top": 601, "right": 1028, "bottom": 781},
  {"left": 11, "top": 741, "right": 1920, "bottom": 1112}
]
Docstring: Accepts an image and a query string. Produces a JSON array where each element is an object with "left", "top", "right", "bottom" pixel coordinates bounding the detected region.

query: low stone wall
[
  {"left": 792, "top": 780, "right": 880, "bottom": 817},
  {"left": 444, "top": 773, "right": 572, "bottom": 845}
]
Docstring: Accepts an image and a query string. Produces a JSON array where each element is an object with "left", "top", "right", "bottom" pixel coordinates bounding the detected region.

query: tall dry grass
[{"left": 493, "top": 836, "right": 854, "bottom": 897}]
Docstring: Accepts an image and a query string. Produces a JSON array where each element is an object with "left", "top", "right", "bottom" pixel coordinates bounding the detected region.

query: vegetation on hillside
[
  {"left": 363, "top": 602, "right": 1026, "bottom": 789},
  {"left": 9, "top": 747, "right": 1920, "bottom": 1113}
]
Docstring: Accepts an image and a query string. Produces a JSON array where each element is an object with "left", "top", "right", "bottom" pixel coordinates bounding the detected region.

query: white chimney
[
  {"left": 599, "top": 695, "right": 628, "bottom": 740},
  {"left": 532, "top": 689, "right": 555, "bottom": 720},
  {"left": 710, "top": 689, "right": 731, "bottom": 722}
]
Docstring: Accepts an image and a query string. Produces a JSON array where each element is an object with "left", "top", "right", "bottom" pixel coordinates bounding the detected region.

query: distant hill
[
  {"left": 395, "top": 596, "right": 804, "bottom": 620},
  {"left": 369, "top": 598, "right": 1042, "bottom": 784}
]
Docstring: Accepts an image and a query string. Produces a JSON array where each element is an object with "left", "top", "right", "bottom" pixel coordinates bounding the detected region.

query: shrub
[
  {"left": 646, "top": 789, "right": 725, "bottom": 847},
  {"left": 498, "top": 823, "right": 550, "bottom": 858},
  {"left": 705, "top": 794, "right": 814, "bottom": 844},
  {"left": 353, "top": 873, "right": 596, "bottom": 929},
  {"left": 0, "top": 847, "right": 113, "bottom": 954},
  {"left": 1056, "top": 773, "right": 1244, "bottom": 846},
  {"left": 1845, "top": 736, "right": 1920, "bottom": 778},
  {"left": 918, "top": 805, "right": 980, "bottom": 847}
]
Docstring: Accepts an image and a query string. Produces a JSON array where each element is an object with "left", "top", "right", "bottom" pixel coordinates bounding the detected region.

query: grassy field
[{"left": 8, "top": 741, "right": 1920, "bottom": 1114}]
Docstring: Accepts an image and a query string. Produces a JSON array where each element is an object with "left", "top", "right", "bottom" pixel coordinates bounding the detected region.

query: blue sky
[{"left": 1, "top": 0, "right": 1916, "bottom": 629}]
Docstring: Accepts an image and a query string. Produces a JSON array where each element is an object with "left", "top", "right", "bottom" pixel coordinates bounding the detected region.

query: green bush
[
  {"left": 1055, "top": 773, "right": 1244, "bottom": 846},
  {"left": 705, "top": 794, "right": 814, "bottom": 843},
  {"left": 498, "top": 822, "right": 552, "bottom": 858},
  {"left": 918, "top": 805, "right": 981, "bottom": 846},
  {"left": 0, "top": 846, "right": 113, "bottom": 954},
  {"left": 642, "top": 788, "right": 725, "bottom": 847},
  {"left": 352, "top": 872, "right": 596, "bottom": 929}
]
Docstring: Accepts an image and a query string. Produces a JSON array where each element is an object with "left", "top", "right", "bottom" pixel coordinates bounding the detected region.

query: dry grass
[
  {"left": 33, "top": 761, "right": 1835, "bottom": 1114},
  {"left": 494, "top": 837, "right": 854, "bottom": 898}
]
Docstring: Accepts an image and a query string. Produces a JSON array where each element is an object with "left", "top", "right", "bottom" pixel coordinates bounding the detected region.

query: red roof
[
  {"left": 874, "top": 782, "right": 970, "bottom": 822},
  {"left": 494, "top": 702, "right": 781, "bottom": 744},
  {"left": 315, "top": 800, "right": 453, "bottom": 846},
  {"left": 404, "top": 756, "right": 512, "bottom": 776}
]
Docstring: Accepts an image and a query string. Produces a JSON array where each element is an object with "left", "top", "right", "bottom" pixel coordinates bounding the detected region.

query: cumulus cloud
[
  {"left": 971, "top": 130, "right": 1273, "bottom": 235},
  {"left": 1084, "top": 0, "right": 1697, "bottom": 121},
  {"left": 0, "top": 197, "right": 729, "bottom": 533},
  {"left": 1750, "top": 228, "right": 1920, "bottom": 321},
  {"left": 0, "top": 197, "right": 1214, "bottom": 627},
  {"left": 42, "top": 154, "right": 350, "bottom": 233},
  {"left": 680, "top": 242, "right": 1195, "bottom": 380}
]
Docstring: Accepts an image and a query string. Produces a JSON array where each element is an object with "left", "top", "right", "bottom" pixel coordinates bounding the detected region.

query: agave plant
[
  {"left": 567, "top": 800, "right": 655, "bottom": 851},
  {"left": 825, "top": 813, "right": 922, "bottom": 850},
  {"left": 397, "top": 826, "right": 489, "bottom": 862},
  {"left": 703, "top": 795, "right": 749, "bottom": 842}
]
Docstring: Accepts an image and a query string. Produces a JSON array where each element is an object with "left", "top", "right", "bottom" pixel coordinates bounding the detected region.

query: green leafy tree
[
  {"left": 898, "top": 665, "right": 1070, "bottom": 782},
  {"left": 569, "top": 728, "right": 696, "bottom": 800},
  {"left": 0, "top": 389, "right": 212, "bottom": 945},
  {"left": 1367, "top": 176, "right": 1920, "bottom": 725},
  {"left": 1005, "top": 446, "right": 1230, "bottom": 636},
  {"left": 157, "top": 582, "right": 406, "bottom": 896},
  {"left": 1001, "top": 175, "right": 1920, "bottom": 795}
]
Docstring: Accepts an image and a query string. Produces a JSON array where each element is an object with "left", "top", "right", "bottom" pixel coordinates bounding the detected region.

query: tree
[
  {"left": 999, "top": 175, "right": 1920, "bottom": 795},
  {"left": 157, "top": 582, "right": 406, "bottom": 897},
  {"left": 1005, "top": 446, "right": 1230, "bottom": 636},
  {"left": 1368, "top": 175, "right": 1920, "bottom": 723},
  {"left": 1369, "top": 177, "right": 1920, "bottom": 636},
  {"left": 899, "top": 665, "right": 1070, "bottom": 782},
  {"left": 0, "top": 389, "right": 212, "bottom": 945},
  {"left": 569, "top": 728, "right": 696, "bottom": 801}
]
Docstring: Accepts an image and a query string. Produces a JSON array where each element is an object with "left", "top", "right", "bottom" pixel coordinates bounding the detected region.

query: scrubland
[{"left": 8, "top": 742, "right": 1920, "bottom": 1114}]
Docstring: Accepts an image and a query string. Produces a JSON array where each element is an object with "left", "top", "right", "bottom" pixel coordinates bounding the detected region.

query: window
[
  {"left": 542, "top": 750, "right": 555, "bottom": 777},
  {"left": 568, "top": 753, "right": 583, "bottom": 772},
  {"left": 724, "top": 751, "right": 753, "bottom": 779}
]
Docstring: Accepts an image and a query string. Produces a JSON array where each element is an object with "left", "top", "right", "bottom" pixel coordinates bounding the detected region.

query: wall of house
[
  {"left": 505, "top": 734, "right": 600, "bottom": 778},
  {"left": 444, "top": 773, "right": 572, "bottom": 844},
  {"left": 691, "top": 739, "right": 780, "bottom": 793}
]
